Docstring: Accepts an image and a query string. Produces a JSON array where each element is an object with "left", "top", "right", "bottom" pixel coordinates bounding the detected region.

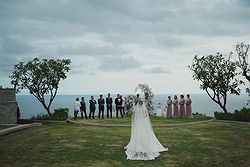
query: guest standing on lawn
[
  {"left": 80, "top": 97, "right": 88, "bottom": 119},
  {"left": 115, "top": 94, "right": 120, "bottom": 117},
  {"left": 166, "top": 96, "right": 172, "bottom": 118},
  {"left": 186, "top": 94, "right": 193, "bottom": 118},
  {"left": 106, "top": 93, "right": 113, "bottom": 118},
  {"left": 89, "top": 96, "right": 96, "bottom": 119},
  {"left": 115, "top": 94, "right": 123, "bottom": 118},
  {"left": 98, "top": 94, "right": 105, "bottom": 119},
  {"left": 179, "top": 95, "right": 186, "bottom": 118},
  {"left": 173, "top": 95, "right": 179, "bottom": 118},
  {"left": 74, "top": 98, "right": 81, "bottom": 120}
]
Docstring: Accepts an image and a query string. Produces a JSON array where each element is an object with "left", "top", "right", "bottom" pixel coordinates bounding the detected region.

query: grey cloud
[
  {"left": 143, "top": 67, "right": 171, "bottom": 74},
  {"left": 1, "top": 36, "right": 33, "bottom": 54},
  {"left": 68, "top": 62, "right": 97, "bottom": 76},
  {"left": 175, "top": 3, "right": 250, "bottom": 36},
  {"left": 98, "top": 55, "right": 142, "bottom": 71},
  {"left": 57, "top": 44, "right": 130, "bottom": 56},
  {"left": 156, "top": 35, "right": 184, "bottom": 48},
  {"left": 0, "top": 53, "right": 19, "bottom": 78},
  {"left": 1, "top": 0, "right": 250, "bottom": 48},
  {"left": 0, "top": 0, "right": 250, "bottom": 77},
  {"left": 87, "top": 0, "right": 174, "bottom": 23},
  {"left": 87, "top": 0, "right": 250, "bottom": 37},
  {"left": 0, "top": 36, "right": 32, "bottom": 79},
  {"left": 104, "top": 33, "right": 149, "bottom": 46},
  {"left": 238, "top": 0, "right": 250, "bottom": 7}
]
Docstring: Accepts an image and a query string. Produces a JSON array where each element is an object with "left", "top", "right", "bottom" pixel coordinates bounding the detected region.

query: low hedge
[
  {"left": 214, "top": 107, "right": 250, "bottom": 122},
  {"left": 31, "top": 108, "right": 69, "bottom": 121}
]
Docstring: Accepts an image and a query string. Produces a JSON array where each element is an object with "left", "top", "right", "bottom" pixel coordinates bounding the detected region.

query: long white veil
[
  {"left": 132, "top": 101, "right": 149, "bottom": 120},
  {"left": 125, "top": 101, "right": 167, "bottom": 160}
]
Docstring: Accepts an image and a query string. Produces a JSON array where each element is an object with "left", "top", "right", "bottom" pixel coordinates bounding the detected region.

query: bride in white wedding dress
[{"left": 124, "top": 100, "right": 168, "bottom": 160}]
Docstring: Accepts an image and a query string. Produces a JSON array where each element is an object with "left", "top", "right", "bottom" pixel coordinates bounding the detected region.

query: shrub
[
  {"left": 234, "top": 108, "right": 250, "bottom": 122},
  {"left": 31, "top": 113, "right": 51, "bottom": 120},
  {"left": 214, "top": 108, "right": 250, "bottom": 122},
  {"left": 31, "top": 108, "right": 69, "bottom": 121},
  {"left": 52, "top": 108, "right": 69, "bottom": 121},
  {"left": 193, "top": 112, "right": 205, "bottom": 118}
]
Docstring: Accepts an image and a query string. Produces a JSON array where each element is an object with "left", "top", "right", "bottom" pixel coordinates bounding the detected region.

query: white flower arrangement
[
  {"left": 124, "top": 95, "right": 136, "bottom": 116},
  {"left": 124, "top": 83, "right": 154, "bottom": 116},
  {"left": 135, "top": 83, "right": 154, "bottom": 114}
]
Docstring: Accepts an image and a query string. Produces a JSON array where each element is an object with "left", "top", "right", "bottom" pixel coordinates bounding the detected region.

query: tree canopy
[
  {"left": 236, "top": 43, "right": 250, "bottom": 99},
  {"left": 189, "top": 53, "right": 240, "bottom": 113},
  {"left": 236, "top": 43, "right": 250, "bottom": 82},
  {"left": 10, "top": 57, "right": 71, "bottom": 116}
]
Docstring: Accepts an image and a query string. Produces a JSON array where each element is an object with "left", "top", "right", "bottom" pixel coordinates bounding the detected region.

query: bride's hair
[{"left": 138, "top": 100, "right": 143, "bottom": 106}]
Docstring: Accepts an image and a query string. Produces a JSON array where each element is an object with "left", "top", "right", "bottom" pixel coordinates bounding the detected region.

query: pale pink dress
[
  {"left": 179, "top": 98, "right": 186, "bottom": 118},
  {"left": 186, "top": 98, "right": 193, "bottom": 118},
  {"left": 166, "top": 99, "right": 172, "bottom": 118},
  {"left": 173, "top": 99, "right": 178, "bottom": 118}
]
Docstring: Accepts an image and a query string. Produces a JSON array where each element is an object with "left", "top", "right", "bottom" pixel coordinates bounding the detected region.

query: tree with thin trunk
[
  {"left": 189, "top": 53, "right": 240, "bottom": 113},
  {"left": 236, "top": 43, "right": 250, "bottom": 98},
  {"left": 10, "top": 58, "right": 71, "bottom": 117}
]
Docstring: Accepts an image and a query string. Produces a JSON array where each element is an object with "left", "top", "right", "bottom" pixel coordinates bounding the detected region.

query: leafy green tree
[
  {"left": 10, "top": 58, "right": 71, "bottom": 117},
  {"left": 236, "top": 43, "right": 250, "bottom": 98},
  {"left": 189, "top": 53, "right": 240, "bottom": 113}
]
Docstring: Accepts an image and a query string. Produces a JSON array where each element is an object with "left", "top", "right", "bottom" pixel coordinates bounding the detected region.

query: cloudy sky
[{"left": 0, "top": 0, "right": 250, "bottom": 95}]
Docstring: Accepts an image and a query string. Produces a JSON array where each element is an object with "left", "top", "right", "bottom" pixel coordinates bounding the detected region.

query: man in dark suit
[
  {"left": 106, "top": 93, "right": 113, "bottom": 118},
  {"left": 89, "top": 96, "right": 96, "bottom": 119},
  {"left": 98, "top": 94, "right": 105, "bottom": 119},
  {"left": 80, "top": 97, "right": 88, "bottom": 119},
  {"left": 115, "top": 94, "right": 123, "bottom": 118}
]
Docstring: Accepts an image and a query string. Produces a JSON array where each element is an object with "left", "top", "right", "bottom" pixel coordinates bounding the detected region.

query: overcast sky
[{"left": 0, "top": 0, "right": 250, "bottom": 95}]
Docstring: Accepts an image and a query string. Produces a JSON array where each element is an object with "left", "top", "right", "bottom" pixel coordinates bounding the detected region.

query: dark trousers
[
  {"left": 122, "top": 106, "right": 125, "bottom": 115},
  {"left": 81, "top": 110, "right": 88, "bottom": 119},
  {"left": 74, "top": 110, "right": 79, "bottom": 119},
  {"left": 89, "top": 108, "right": 95, "bottom": 119},
  {"left": 98, "top": 105, "right": 104, "bottom": 119},
  {"left": 116, "top": 106, "right": 123, "bottom": 118},
  {"left": 107, "top": 105, "right": 112, "bottom": 118}
]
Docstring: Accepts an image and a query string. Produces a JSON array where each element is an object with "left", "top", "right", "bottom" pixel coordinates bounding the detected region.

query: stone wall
[
  {"left": 0, "top": 89, "right": 16, "bottom": 102},
  {"left": 0, "top": 89, "right": 17, "bottom": 124}
]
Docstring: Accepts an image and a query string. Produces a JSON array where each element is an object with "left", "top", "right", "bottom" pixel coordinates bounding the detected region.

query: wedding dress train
[{"left": 124, "top": 101, "right": 168, "bottom": 160}]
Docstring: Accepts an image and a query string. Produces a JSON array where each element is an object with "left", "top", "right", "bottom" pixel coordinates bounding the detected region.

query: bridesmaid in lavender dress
[
  {"left": 186, "top": 94, "right": 193, "bottom": 118},
  {"left": 166, "top": 96, "right": 172, "bottom": 118},
  {"left": 179, "top": 95, "right": 186, "bottom": 118},
  {"left": 173, "top": 95, "right": 178, "bottom": 118}
]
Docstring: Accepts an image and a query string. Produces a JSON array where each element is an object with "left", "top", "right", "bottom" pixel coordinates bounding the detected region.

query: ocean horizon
[{"left": 16, "top": 93, "right": 249, "bottom": 119}]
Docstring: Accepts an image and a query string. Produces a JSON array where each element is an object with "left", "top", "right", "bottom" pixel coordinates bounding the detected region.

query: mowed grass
[
  {"left": 72, "top": 115, "right": 212, "bottom": 125},
  {"left": 0, "top": 121, "right": 250, "bottom": 167}
]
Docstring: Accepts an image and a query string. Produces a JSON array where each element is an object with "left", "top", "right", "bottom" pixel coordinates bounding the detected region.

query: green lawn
[
  {"left": 0, "top": 121, "right": 249, "bottom": 167},
  {"left": 71, "top": 115, "right": 212, "bottom": 125}
]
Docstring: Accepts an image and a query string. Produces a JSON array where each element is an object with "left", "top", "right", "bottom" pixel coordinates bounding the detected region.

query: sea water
[{"left": 16, "top": 94, "right": 249, "bottom": 119}]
